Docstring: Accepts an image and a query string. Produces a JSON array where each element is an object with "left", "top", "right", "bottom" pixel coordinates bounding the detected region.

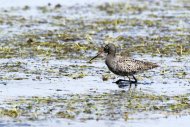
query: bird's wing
[{"left": 116, "top": 56, "right": 158, "bottom": 74}]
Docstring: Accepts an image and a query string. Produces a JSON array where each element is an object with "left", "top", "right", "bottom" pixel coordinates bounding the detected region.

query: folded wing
[{"left": 116, "top": 56, "right": 159, "bottom": 75}]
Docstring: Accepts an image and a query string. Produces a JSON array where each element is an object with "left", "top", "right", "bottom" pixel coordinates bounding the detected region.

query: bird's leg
[
  {"left": 127, "top": 75, "right": 137, "bottom": 86},
  {"left": 127, "top": 76, "right": 131, "bottom": 82},
  {"left": 132, "top": 75, "right": 137, "bottom": 83},
  {"left": 129, "top": 82, "right": 132, "bottom": 89},
  {"left": 124, "top": 75, "right": 138, "bottom": 84},
  {"left": 128, "top": 76, "right": 133, "bottom": 89}
]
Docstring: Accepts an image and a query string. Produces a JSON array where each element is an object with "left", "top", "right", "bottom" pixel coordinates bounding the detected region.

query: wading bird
[{"left": 89, "top": 43, "right": 159, "bottom": 86}]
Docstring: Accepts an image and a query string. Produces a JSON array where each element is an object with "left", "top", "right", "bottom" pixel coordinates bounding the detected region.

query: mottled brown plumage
[
  {"left": 90, "top": 43, "right": 159, "bottom": 84},
  {"left": 105, "top": 55, "right": 158, "bottom": 76}
]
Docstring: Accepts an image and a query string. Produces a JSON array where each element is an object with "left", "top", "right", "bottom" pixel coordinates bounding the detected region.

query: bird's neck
[
  {"left": 108, "top": 51, "right": 116, "bottom": 57},
  {"left": 105, "top": 54, "right": 116, "bottom": 71},
  {"left": 107, "top": 53, "right": 115, "bottom": 58},
  {"left": 107, "top": 53, "right": 116, "bottom": 59}
]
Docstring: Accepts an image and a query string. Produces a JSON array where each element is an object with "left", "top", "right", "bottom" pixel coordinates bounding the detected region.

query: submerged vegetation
[
  {"left": 0, "top": 1, "right": 190, "bottom": 59},
  {"left": 0, "top": 0, "right": 190, "bottom": 126},
  {"left": 1, "top": 91, "right": 190, "bottom": 121}
]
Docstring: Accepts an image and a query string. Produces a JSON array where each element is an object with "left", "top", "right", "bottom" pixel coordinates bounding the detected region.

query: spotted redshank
[{"left": 89, "top": 43, "right": 159, "bottom": 85}]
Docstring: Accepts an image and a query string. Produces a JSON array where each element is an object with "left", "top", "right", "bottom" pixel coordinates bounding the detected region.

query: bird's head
[
  {"left": 104, "top": 43, "right": 116, "bottom": 54},
  {"left": 88, "top": 43, "right": 116, "bottom": 63}
]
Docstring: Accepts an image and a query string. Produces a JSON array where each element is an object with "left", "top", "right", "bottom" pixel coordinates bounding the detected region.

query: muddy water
[{"left": 0, "top": 0, "right": 190, "bottom": 126}]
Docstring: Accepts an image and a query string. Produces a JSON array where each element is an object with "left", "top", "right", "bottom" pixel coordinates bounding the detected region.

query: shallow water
[
  {"left": 0, "top": 0, "right": 190, "bottom": 126},
  {"left": 2, "top": 115, "right": 190, "bottom": 127}
]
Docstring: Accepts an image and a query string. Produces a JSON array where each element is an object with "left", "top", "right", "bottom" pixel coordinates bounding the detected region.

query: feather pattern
[
  {"left": 90, "top": 43, "right": 159, "bottom": 83},
  {"left": 105, "top": 55, "right": 158, "bottom": 76}
]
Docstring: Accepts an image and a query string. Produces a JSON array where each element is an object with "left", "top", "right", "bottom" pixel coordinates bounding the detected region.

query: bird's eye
[{"left": 104, "top": 45, "right": 110, "bottom": 53}]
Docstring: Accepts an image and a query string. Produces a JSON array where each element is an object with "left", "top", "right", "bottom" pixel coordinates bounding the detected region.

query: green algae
[
  {"left": 97, "top": 2, "right": 147, "bottom": 15},
  {"left": 56, "top": 111, "right": 75, "bottom": 119},
  {"left": 0, "top": 91, "right": 189, "bottom": 121},
  {"left": 0, "top": 1, "right": 190, "bottom": 81},
  {"left": 95, "top": 19, "right": 126, "bottom": 26},
  {"left": 102, "top": 73, "right": 115, "bottom": 81},
  {"left": 0, "top": 0, "right": 190, "bottom": 125},
  {"left": 112, "top": 35, "right": 190, "bottom": 56},
  {"left": 0, "top": 1, "right": 189, "bottom": 60},
  {"left": 72, "top": 72, "right": 87, "bottom": 79},
  {"left": 0, "top": 109, "right": 20, "bottom": 118}
]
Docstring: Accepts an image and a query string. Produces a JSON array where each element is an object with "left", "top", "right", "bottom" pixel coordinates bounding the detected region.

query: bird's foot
[
  {"left": 113, "top": 79, "right": 137, "bottom": 84},
  {"left": 113, "top": 79, "right": 137, "bottom": 88},
  {"left": 113, "top": 79, "right": 128, "bottom": 84}
]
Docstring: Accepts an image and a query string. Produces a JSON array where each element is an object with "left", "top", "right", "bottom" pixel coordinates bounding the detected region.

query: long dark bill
[{"left": 88, "top": 51, "right": 103, "bottom": 63}]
